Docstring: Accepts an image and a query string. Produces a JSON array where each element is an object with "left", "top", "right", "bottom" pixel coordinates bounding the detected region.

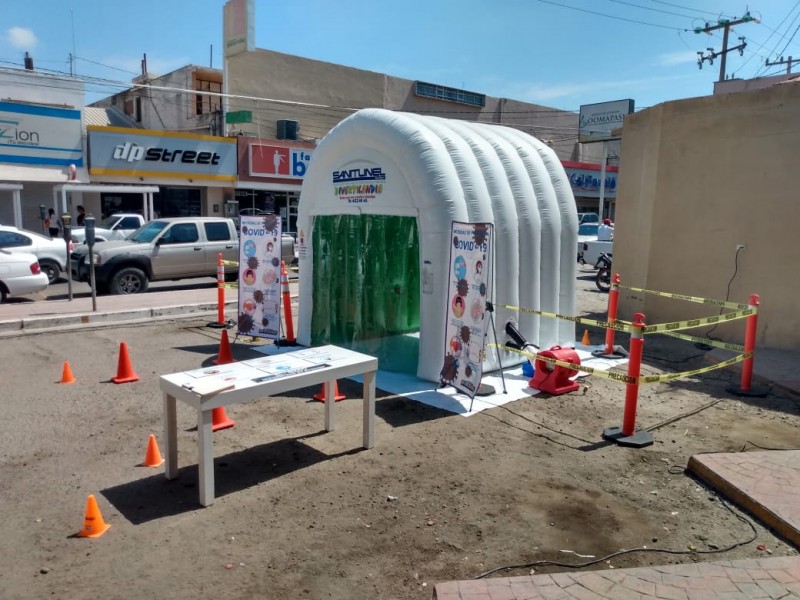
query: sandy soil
[{"left": 0, "top": 266, "right": 798, "bottom": 600}]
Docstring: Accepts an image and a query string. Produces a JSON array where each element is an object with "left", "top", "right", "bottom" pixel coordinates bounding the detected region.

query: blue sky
[{"left": 2, "top": 1, "right": 800, "bottom": 112}]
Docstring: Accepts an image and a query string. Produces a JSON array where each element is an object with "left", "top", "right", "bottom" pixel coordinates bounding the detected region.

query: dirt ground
[{"left": 1, "top": 266, "right": 798, "bottom": 600}]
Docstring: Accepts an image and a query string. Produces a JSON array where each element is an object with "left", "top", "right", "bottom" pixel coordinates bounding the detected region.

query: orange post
[
  {"left": 592, "top": 273, "right": 626, "bottom": 359},
  {"left": 602, "top": 312, "right": 653, "bottom": 448},
  {"left": 216, "top": 252, "right": 225, "bottom": 326},
  {"left": 604, "top": 273, "right": 621, "bottom": 353},
  {"left": 727, "top": 294, "right": 767, "bottom": 397},
  {"left": 280, "top": 260, "right": 296, "bottom": 344},
  {"left": 740, "top": 294, "right": 759, "bottom": 391}
]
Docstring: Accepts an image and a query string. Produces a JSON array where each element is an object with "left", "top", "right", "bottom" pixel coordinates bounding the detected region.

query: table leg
[
  {"left": 324, "top": 378, "right": 335, "bottom": 432},
  {"left": 363, "top": 370, "right": 376, "bottom": 449},
  {"left": 163, "top": 393, "right": 178, "bottom": 479},
  {"left": 197, "top": 408, "right": 215, "bottom": 507}
]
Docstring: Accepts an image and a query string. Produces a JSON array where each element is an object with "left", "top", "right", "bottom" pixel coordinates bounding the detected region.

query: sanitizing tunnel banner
[{"left": 297, "top": 108, "right": 578, "bottom": 383}]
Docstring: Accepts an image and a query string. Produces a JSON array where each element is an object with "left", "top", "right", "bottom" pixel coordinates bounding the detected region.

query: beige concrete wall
[
  {"left": 227, "top": 49, "right": 385, "bottom": 141},
  {"left": 615, "top": 83, "right": 800, "bottom": 349},
  {"left": 227, "top": 49, "right": 587, "bottom": 161}
]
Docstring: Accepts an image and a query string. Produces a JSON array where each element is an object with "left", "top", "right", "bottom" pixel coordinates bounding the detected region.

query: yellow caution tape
[
  {"left": 489, "top": 344, "right": 752, "bottom": 386},
  {"left": 639, "top": 351, "right": 753, "bottom": 384},
  {"left": 617, "top": 284, "right": 750, "bottom": 311},
  {"left": 659, "top": 330, "right": 745, "bottom": 352},
  {"left": 221, "top": 260, "right": 239, "bottom": 267},
  {"left": 495, "top": 304, "right": 633, "bottom": 333},
  {"left": 642, "top": 308, "right": 754, "bottom": 334},
  {"left": 218, "top": 282, "right": 239, "bottom": 289},
  {"left": 489, "top": 344, "right": 636, "bottom": 384}
]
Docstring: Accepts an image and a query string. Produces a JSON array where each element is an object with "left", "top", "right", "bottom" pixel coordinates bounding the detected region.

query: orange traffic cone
[
  {"left": 111, "top": 342, "right": 139, "bottom": 384},
  {"left": 213, "top": 329, "right": 235, "bottom": 365},
  {"left": 139, "top": 434, "right": 164, "bottom": 467},
  {"left": 581, "top": 329, "right": 591, "bottom": 346},
  {"left": 211, "top": 406, "right": 236, "bottom": 431},
  {"left": 60, "top": 360, "right": 76, "bottom": 384},
  {"left": 76, "top": 494, "right": 111, "bottom": 538},
  {"left": 313, "top": 381, "right": 346, "bottom": 402}
]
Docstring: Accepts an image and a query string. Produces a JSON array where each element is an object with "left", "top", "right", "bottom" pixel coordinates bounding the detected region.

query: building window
[
  {"left": 414, "top": 81, "right": 485, "bottom": 107},
  {"left": 195, "top": 76, "right": 222, "bottom": 116}
]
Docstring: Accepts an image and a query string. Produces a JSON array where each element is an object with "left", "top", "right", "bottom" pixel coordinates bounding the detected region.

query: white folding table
[{"left": 159, "top": 345, "right": 377, "bottom": 506}]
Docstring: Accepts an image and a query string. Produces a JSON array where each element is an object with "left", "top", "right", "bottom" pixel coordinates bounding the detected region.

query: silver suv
[{"left": 71, "top": 217, "right": 239, "bottom": 294}]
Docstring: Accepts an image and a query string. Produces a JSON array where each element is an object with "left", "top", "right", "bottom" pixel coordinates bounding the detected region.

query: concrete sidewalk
[{"left": 0, "top": 283, "right": 299, "bottom": 336}]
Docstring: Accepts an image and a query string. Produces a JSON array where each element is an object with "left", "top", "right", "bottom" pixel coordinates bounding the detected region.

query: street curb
[{"left": 0, "top": 301, "right": 238, "bottom": 337}]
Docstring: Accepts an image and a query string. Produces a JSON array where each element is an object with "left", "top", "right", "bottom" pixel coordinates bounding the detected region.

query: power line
[
  {"left": 601, "top": 0, "right": 701, "bottom": 20},
  {"left": 647, "top": 0, "right": 734, "bottom": 19},
  {"left": 532, "top": 0, "right": 688, "bottom": 30}
]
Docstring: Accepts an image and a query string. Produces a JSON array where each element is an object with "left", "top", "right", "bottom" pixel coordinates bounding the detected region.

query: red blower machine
[{"left": 505, "top": 322, "right": 581, "bottom": 395}]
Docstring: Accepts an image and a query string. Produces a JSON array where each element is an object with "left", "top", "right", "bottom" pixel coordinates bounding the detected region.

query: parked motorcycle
[{"left": 595, "top": 252, "right": 612, "bottom": 292}]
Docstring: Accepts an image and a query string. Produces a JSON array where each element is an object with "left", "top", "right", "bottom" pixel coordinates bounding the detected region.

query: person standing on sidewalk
[
  {"left": 46, "top": 209, "right": 60, "bottom": 239},
  {"left": 76, "top": 205, "right": 86, "bottom": 226}
]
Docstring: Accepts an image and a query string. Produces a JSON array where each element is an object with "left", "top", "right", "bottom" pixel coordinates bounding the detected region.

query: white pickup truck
[
  {"left": 71, "top": 213, "right": 146, "bottom": 244},
  {"left": 577, "top": 222, "right": 613, "bottom": 266}
]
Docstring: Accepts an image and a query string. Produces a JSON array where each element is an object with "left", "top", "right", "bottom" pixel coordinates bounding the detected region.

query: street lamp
[{"left": 61, "top": 213, "right": 73, "bottom": 301}]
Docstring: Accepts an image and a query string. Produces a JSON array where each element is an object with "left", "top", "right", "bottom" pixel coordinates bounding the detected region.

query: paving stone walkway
[{"left": 433, "top": 556, "right": 800, "bottom": 599}]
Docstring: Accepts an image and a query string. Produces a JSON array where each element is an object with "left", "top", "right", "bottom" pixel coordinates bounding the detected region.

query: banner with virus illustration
[
  {"left": 439, "top": 221, "right": 493, "bottom": 399},
  {"left": 237, "top": 214, "right": 283, "bottom": 339}
]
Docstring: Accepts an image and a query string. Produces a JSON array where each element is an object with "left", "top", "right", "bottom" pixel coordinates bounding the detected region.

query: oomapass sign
[{"left": 579, "top": 99, "right": 634, "bottom": 143}]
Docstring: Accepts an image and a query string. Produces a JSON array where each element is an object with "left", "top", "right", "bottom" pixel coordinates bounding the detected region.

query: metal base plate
[
  {"left": 726, "top": 384, "right": 769, "bottom": 398},
  {"left": 602, "top": 425, "right": 654, "bottom": 448}
]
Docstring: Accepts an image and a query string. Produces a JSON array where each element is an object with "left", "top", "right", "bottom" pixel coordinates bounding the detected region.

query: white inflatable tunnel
[{"left": 297, "top": 108, "right": 578, "bottom": 382}]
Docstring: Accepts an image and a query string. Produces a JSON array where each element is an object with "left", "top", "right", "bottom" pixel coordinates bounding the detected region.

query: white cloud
[
  {"left": 656, "top": 50, "right": 698, "bottom": 67},
  {"left": 6, "top": 27, "right": 38, "bottom": 49}
]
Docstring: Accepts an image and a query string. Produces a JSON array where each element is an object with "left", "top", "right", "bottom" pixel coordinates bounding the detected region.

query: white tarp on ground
[
  {"left": 254, "top": 342, "right": 628, "bottom": 417},
  {"left": 297, "top": 108, "right": 578, "bottom": 383}
]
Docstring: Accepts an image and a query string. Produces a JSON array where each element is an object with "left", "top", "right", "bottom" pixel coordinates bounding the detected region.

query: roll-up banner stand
[
  {"left": 440, "top": 221, "right": 493, "bottom": 398},
  {"left": 237, "top": 214, "right": 283, "bottom": 339}
]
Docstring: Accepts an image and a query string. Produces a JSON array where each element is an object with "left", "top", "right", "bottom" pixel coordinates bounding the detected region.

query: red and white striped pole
[
  {"left": 602, "top": 312, "right": 653, "bottom": 447},
  {"left": 280, "top": 260, "right": 296, "bottom": 344},
  {"left": 592, "top": 272, "right": 625, "bottom": 358},
  {"left": 207, "top": 252, "right": 228, "bottom": 329},
  {"left": 604, "top": 273, "right": 621, "bottom": 353}
]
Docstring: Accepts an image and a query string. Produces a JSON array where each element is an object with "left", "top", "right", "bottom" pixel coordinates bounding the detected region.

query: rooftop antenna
[{"left": 210, "top": 44, "right": 213, "bottom": 68}]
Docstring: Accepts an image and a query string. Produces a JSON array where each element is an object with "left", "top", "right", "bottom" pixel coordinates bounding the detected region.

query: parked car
[
  {"left": 71, "top": 217, "right": 241, "bottom": 295},
  {"left": 0, "top": 249, "right": 49, "bottom": 302},
  {"left": 0, "top": 225, "right": 74, "bottom": 283},
  {"left": 71, "top": 213, "right": 146, "bottom": 244},
  {"left": 577, "top": 212, "right": 600, "bottom": 225}
]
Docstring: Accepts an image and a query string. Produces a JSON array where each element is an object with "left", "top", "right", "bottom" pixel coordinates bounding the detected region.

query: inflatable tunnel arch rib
[{"left": 298, "top": 109, "right": 578, "bottom": 383}]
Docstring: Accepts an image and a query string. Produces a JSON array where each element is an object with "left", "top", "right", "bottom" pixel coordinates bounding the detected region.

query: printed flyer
[
  {"left": 237, "top": 214, "right": 283, "bottom": 339},
  {"left": 439, "top": 221, "right": 493, "bottom": 398}
]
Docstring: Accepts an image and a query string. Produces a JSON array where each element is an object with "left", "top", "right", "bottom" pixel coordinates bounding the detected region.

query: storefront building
[
  {"left": 86, "top": 127, "right": 237, "bottom": 219},
  {"left": 0, "top": 68, "right": 89, "bottom": 230},
  {"left": 562, "top": 161, "right": 619, "bottom": 219},
  {"left": 235, "top": 136, "right": 315, "bottom": 235}
]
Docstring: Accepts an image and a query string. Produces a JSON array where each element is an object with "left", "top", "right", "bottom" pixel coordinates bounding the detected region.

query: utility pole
[
  {"left": 765, "top": 56, "right": 800, "bottom": 74},
  {"left": 695, "top": 11, "right": 758, "bottom": 82}
]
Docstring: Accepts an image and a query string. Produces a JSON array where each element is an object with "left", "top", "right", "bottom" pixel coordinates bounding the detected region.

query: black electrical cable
[
  {"left": 473, "top": 494, "right": 757, "bottom": 579},
  {"left": 700, "top": 246, "right": 744, "bottom": 347}
]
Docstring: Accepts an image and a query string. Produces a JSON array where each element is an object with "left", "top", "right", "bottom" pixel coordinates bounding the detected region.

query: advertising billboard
[
  {"left": 0, "top": 101, "right": 83, "bottom": 167},
  {"left": 579, "top": 99, "right": 634, "bottom": 143},
  {"left": 88, "top": 127, "right": 237, "bottom": 180}
]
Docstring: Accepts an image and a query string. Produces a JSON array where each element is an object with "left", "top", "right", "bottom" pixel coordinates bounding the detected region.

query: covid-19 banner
[
  {"left": 237, "top": 215, "right": 283, "bottom": 340},
  {"left": 439, "top": 221, "right": 493, "bottom": 398}
]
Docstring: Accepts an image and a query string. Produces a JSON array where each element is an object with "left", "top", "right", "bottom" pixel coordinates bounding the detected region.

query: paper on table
[{"left": 182, "top": 378, "right": 236, "bottom": 398}]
